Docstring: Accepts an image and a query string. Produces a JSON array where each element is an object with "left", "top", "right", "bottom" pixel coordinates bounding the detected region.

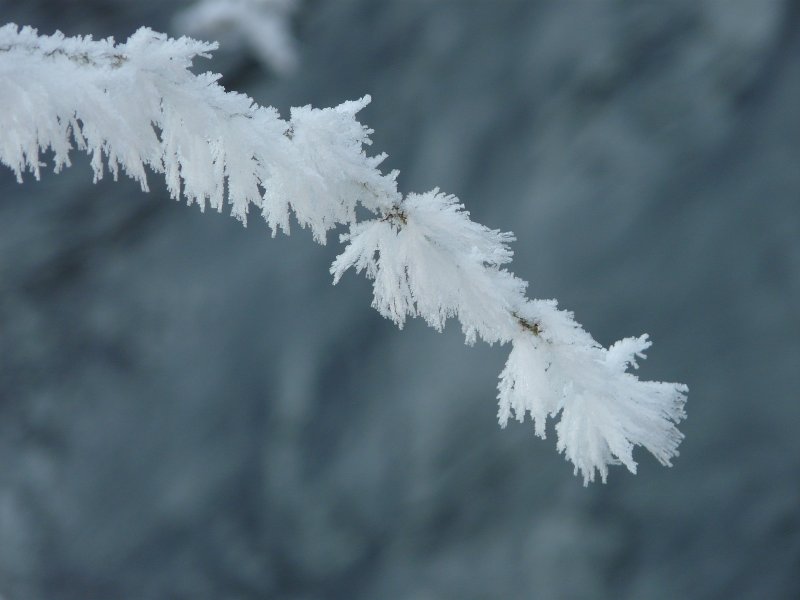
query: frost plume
[
  {"left": 332, "top": 190, "right": 526, "bottom": 344},
  {"left": 498, "top": 302, "right": 687, "bottom": 484}
]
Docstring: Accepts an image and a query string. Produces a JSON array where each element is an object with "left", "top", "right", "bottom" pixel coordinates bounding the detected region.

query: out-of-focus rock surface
[{"left": 0, "top": 1, "right": 798, "bottom": 598}]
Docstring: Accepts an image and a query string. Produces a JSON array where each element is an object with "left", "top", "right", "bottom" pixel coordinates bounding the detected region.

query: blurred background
[{"left": 1, "top": 0, "right": 799, "bottom": 598}]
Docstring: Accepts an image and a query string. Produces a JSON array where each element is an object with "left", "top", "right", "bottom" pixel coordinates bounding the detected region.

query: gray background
[{"left": 0, "top": 1, "right": 799, "bottom": 598}]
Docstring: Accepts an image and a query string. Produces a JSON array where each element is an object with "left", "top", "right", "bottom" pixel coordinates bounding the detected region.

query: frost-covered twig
[
  {"left": 174, "top": 0, "right": 298, "bottom": 74},
  {"left": 0, "top": 24, "right": 687, "bottom": 484},
  {"left": 0, "top": 24, "right": 394, "bottom": 241}
]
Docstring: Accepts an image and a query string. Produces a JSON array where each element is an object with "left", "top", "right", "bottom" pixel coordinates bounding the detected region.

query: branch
[
  {"left": 0, "top": 24, "right": 687, "bottom": 484},
  {"left": 0, "top": 24, "right": 396, "bottom": 241},
  {"left": 173, "top": 0, "right": 299, "bottom": 74}
]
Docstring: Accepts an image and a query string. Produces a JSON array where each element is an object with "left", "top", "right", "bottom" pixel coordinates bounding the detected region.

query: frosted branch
[
  {"left": 0, "top": 24, "right": 687, "bottom": 483},
  {"left": 0, "top": 24, "right": 397, "bottom": 241},
  {"left": 174, "top": 0, "right": 299, "bottom": 74}
]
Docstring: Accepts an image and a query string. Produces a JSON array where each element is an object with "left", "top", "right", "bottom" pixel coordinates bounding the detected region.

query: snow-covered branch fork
[{"left": 0, "top": 24, "right": 688, "bottom": 484}]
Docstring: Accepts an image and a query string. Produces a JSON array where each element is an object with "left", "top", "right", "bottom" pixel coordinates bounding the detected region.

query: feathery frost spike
[
  {"left": 332, "top": 189, "right": 526, "bottom": 344},
  {"left": 498, "top": 301, "right": 688, "bottom": 485},
  {"left": 263, "top": 97, "right": 399, "bottom": 242},
  {"left": 1, "top": 23, "right": 689, "bottom": 483}
]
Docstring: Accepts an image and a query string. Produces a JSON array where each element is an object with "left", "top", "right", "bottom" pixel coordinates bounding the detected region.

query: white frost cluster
[
  {"left": 498, "top": 302, "right": 687, "bottom": 483},
  {"left": 174, "top": 0, "right": 298, "bottom": 74},
  {"left": 0, "top": 24, "right": 396, "bottom": 242},
  {"left": 332, "top": 190, "right": 526, "bottom": 345},
  {"left": 0, "top": 25, "right": 688, "bottom": 483}
]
